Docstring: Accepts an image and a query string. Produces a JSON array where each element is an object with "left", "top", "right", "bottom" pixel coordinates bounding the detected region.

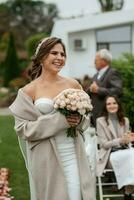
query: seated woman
[{"left": 96, "top": 95, "right": 134, "bottom": 200}]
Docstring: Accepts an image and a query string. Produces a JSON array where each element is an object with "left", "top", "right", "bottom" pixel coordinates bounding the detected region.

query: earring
[{"left": 40, "top": 63, "right": 43, "bottom": 67}]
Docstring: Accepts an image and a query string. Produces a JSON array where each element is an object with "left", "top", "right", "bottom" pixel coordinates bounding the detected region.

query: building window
[
  {"left": 96, "top": 25, "right": 132, "bottom": 58},
  {"left": 74, "top": 39, "right": 82, "bottom": 48},
  {"left": 97, "top": 43, "right": 109, "bottom": 50},
  {"left": 74, "top": 39, "right": 86, "bottom": 51}
]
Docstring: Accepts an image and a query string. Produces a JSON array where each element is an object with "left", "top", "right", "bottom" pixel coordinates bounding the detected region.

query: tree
[
  {"left": 98, "top": 0, "right": 124, "bottom": 12},
  {"left": 3, "top": 33, "right": 20, "bottom": 86},
  {"left": 0, "top": 32, "right": 9, "bottom": 51},
  {"left": 0, "top": 0, "right": 58, "bottom": 49},
  {"left": 112, "top": 53, "right": 134, "bottom": 130},
  {"left": 0, "top": 4, "right": 10, "bottom": 33}
]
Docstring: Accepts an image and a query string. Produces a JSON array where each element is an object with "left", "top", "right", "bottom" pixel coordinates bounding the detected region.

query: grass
[{"left": 0, "top": 115, "right": 30, "bottom": 200}]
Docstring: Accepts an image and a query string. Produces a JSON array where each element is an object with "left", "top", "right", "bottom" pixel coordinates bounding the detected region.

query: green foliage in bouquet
[
  {"left": 66, "top": 127, "right": 77, "bottom": 138},
  {"left": 58, "top": 108, "right": 81, "bottom": 137},
  {"left": 58, "top": 108, "right": 79, "bottom": 116}
]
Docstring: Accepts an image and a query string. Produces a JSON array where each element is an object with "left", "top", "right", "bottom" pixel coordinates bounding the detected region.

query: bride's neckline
[
  {"left": 34, "top": 97, "right": 53, "bottom": 105},
  {"left": 20, "top": 87, "right": 82, "bottom": 102}
]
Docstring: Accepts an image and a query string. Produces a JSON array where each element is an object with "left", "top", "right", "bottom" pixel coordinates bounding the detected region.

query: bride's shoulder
[
  {"left": 21, "top": 80, "right": 36, "bottom": 100},
  {"left": 62, "top": 76, "right": 82, "bottom": 89}
]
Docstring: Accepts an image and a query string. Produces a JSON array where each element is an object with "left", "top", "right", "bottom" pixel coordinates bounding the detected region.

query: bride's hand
[{"left": 66, "top": 114, "right": 81, "bottom": 127}]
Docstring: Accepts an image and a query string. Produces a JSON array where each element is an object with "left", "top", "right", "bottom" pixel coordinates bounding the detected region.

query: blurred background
[{"left": 0, "top": 0, "right": 134, "bottom": 199}]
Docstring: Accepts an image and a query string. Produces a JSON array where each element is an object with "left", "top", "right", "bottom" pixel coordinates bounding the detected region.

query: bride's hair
[{"left": 29, "top": 37, "right": 66, "bottom": 80}]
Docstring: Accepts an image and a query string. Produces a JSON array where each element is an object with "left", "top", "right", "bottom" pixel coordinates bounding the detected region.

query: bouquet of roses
[{"left": 54, "top": 88, "right": 93, "bottom": 138}]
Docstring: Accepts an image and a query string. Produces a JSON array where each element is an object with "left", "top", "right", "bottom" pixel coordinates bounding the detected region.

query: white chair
[
  {"left": 97, "top": 169, "right": 123, "bottom": 200},
  {"left": 84, "top": 130, "right": 124, "bottom": 199}
]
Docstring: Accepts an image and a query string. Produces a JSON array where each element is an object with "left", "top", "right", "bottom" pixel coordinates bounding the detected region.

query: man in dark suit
[{"left": 89, "top": 49, "right": 123, "bottom": 127}]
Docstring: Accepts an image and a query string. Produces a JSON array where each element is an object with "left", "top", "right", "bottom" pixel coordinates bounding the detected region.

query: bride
[{"left": 9, "top": 37, "right": 96, "bottom": 200}]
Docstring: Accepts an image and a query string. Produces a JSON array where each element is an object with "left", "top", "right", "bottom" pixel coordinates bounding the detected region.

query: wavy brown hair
[
  {"left": 29, "top": 37, "right": 66, "bottom": 80},
  {"left": 103, "top": 95, "right": 125, "bottom": 126}
]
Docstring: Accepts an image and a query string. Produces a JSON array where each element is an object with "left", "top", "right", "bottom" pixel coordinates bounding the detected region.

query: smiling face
[
  {"left": 106, "top": 97, "right": 119, "bottom": 114},
  {"left": 42, "top": 43, "right": 66, "bottom": 74}
]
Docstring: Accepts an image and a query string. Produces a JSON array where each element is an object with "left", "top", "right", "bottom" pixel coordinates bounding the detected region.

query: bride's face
[
  {"left": 42, "top": 43, "right": 66, "bottom": 73},
  {"left": 106, "top": 97, "right": 119, "bottom": 114}
]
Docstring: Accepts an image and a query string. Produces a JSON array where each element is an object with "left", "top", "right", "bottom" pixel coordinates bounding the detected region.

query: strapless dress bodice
[{"left": 34, "top": 98, "right": 54, "bottom": 114}]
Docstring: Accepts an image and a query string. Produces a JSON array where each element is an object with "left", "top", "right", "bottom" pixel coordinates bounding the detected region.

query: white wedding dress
[{"left": 34, "top": 98, "right": 82, "bottom": 200}]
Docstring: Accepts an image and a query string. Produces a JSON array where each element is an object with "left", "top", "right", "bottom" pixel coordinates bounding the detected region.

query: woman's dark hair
[
  {"left": 29, "top": 37, "right": 66, "bottom": 80},
  {"left": 103, "top": 95, "right": 125, "bottom": 126}
]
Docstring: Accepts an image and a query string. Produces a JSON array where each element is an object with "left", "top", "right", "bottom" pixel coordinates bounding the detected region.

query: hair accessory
[{"left": 35, "top": 37, "right": 49, "bottom": 56}]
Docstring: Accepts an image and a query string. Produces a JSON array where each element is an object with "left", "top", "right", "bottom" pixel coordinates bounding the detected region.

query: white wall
[{"left": 63, "top": 30, "right": 96, "bottom": 78}]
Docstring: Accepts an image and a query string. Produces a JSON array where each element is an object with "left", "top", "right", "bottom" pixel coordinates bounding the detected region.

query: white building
[{"left": 51, "top": 10, "right": 134, "bottom": 78}]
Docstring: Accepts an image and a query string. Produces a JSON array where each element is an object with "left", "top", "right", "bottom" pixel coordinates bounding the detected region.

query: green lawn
[{"left": 0, "top": 115, "right": 30, "bottom": 200}]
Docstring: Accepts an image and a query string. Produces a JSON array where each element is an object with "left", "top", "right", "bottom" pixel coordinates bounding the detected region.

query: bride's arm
[{"left": 14, "top": 112, "right": 69, "bottom": 141}]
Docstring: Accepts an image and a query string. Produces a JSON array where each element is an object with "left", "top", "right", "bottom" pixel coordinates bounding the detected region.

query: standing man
[{"left": 89, "top": 49, "right": 123, "bottom": 127}]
